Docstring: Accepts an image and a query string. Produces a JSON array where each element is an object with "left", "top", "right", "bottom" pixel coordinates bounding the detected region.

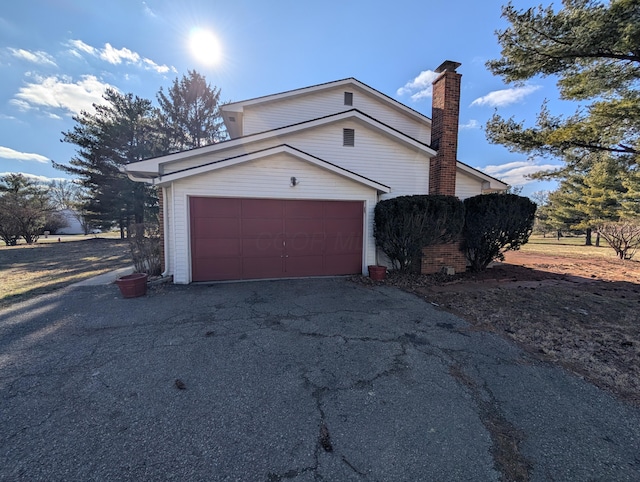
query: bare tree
[{"left": 597, "top": 222, "right": 640, "bottom": 260}]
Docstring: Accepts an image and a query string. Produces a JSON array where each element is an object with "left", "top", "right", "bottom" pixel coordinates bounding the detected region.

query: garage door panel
[
  {"left": 286, "top": 200, "right": 324, "bottom": 218},
  {"left": 193, "top": 258, "right": 241, "bottom": 281},
  {"left": 325, "top": 218, "right": 363, "bottom": 236},
  {"left": 191, "top": 197, "right": 363, "bottom": 281},
  {"left": 285, "top": 256, "right": 325, "bottom": 276},
  {"left": 241, "top": 218, "right": 283, "bottom": 237},
  {"left": 242, "top": 199, "right": 283, "bottom": 218},
  {"left": 195, "top": 238, "right": 241, "bottom": 257},
  {"left": 324, "top": 254, "right": 362, "bottom": 274},
  {"left": 325, "top": 235, "right": 363, "bottom": 254},
  {"left": 193, "top": 218, "right": 241, "bottom": 238},
  {"left": 191, "top": 197, "right": 240, "bottom": 217},
  {"left": 285, "top": 234, "right": 325, "bottom": 255},
  {"left": 242, "top": 257, "right": 283, "bottom": 279},
  {"left": 285, "top": 219, "right": 325, "bottom": 236},
  {"left": 325, "top": 201, "right": 362, "bottom": 218},
  {"left": 241, "top": 237, "right": 283, "bottom": 257}
]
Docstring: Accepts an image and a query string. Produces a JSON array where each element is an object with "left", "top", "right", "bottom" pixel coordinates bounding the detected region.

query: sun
[{"left": 188, "top": 28, "right": 222, "bottom": 67}]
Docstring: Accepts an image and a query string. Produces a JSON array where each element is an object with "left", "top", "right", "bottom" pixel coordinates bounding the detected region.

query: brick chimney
[{"left": 429, "top": 60, "right": 461, "bottom": 196}]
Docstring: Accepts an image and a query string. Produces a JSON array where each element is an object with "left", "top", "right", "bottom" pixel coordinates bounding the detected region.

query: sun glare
[{"left": 189, "top": 28, "right": 222, "bottom": 67}]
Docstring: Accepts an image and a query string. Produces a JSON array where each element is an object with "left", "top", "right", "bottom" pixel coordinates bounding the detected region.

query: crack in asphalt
[{"left": 448, "top": 362, "right": 533, "bottom": 482}]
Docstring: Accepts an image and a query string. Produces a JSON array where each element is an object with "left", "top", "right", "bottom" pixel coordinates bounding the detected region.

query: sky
[{"left": 0, "top": 0, "right": 572, "bottom": 197}]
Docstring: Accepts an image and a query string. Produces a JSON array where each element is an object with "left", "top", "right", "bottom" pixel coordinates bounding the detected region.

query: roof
[
  {"left": 123, "top": 108, "right": 438, "bottom": 178},
  {"left": 221, "top": 78, "right": 431, "bottom": 139},
  {"left": 456, "top": 161, "right": 509, "bottom": 191},
  {"left": 130, "top": 144, "right": 391, "bottom": 193}
]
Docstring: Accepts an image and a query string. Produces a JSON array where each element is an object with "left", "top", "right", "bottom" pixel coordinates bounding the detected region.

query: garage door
[{"left": 190, "top": 197, "right": 364, "bottom": 281}]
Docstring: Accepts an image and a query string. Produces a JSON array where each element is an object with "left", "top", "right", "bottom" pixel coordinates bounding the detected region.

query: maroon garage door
[{"left": 190, "top": 197, "right": 364, "bottom": 281}]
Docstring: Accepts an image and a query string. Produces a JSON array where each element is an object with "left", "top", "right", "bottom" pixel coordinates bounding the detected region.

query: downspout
[{"left": 161, "top": 185, "right": 170, "bottom": 278}]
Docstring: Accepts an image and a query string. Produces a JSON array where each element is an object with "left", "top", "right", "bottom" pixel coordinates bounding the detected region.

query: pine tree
[
  {"left": 55, "top": 89, "right": 160, "bottom": 237},
  {"left": 157, "top": 70, "right": 226, "bottom": 152},
  {"left": 486, "top": 0, "right": 640, "bottom": 162}
]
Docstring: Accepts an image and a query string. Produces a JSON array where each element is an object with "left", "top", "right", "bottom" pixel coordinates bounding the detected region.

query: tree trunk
[
  {"left": 585, "top": 228, "right": 592, "bottom": 246},
  {"left": 595, "top": 232, "right": 600, "bottom": 247}
]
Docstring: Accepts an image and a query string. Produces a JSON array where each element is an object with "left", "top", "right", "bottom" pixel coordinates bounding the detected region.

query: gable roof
[
  {"left": 123, "top": 108, "right": 438, "bottom": 178},
  {"left": 129, "top": 144, "right": 391, "bottom": 193},
  {"left": 456, "top": 161, "right": 509, "bottom": 192},
  {"left": 221, "top": 78, "right": 431, "bottom": 138}
]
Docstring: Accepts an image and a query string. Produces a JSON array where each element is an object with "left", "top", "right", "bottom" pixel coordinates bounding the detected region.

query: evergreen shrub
[
  {"left": 374, "top": 195, "right": 465, "bottom": 272},
  {"left": 462, "top": 193, "right": 537, "bottom": 271}
]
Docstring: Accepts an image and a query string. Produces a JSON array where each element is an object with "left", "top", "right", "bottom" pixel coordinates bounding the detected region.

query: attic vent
[
  {"left": 344, "top": 92, "right": 353, "bottom": 106},
  {"left": 343, "top": 128, "right": 355, "bottom": 147}
]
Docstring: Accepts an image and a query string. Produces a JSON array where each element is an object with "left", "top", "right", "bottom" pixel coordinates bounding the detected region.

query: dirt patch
[{"left": 356, "top": 251, "right": 640, "bottom": 407}]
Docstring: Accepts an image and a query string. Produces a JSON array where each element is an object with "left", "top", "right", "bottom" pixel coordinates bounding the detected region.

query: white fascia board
[
  {"left": 125, "top": 110, "right": 436, "bottom": 179},
  {"left": 221, "top": 78, "right": 432, "bottom": 127},
  {"left": 154, "top": 144, "right": 391, "bottom": 193},
  {"left": 456, "top": 161, "right": 509, "bottom": 191}
]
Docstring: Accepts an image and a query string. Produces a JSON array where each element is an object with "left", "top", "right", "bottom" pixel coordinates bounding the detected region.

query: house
[{"left": 124, "top": 60, "right": 507, "bottom": 283}]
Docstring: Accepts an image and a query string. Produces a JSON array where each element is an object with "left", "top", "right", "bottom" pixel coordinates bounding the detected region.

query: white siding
[
  {"left": 242, "top": 85, "right": 431, "bottom": 144},
  {"left": 168, "top": 154, "right": 378, "bottom": 284},
  {"left": 455, "top": 170, "right": 484, "bottom": 200},
  {"left": 284, "top": 120, "right": 431, "bottom": 199},
  {"left": 162, "top": 119, "right": 431, "bottom": 199}
]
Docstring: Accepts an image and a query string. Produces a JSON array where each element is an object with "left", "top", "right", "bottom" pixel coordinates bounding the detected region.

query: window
[
  {"left": 344, "top": 92, "right": 353, "bottom": 106},
  {"left": 343, "top": 128, "right": 355, "bottom": 146}
]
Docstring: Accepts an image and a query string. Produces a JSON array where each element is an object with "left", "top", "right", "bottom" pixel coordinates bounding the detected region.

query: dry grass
[
  {"left": 0, "top": 237, "right": 130, "bottom": 308},
  {"left": 521, "top": 235, "right": 622, "bottom": 260}
]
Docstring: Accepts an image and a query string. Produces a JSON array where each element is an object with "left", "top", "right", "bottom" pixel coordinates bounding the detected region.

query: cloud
[
  {"left": 100, "top": 43, "right": 140, "bottom": 64},
  {"left": 12, "top": 74, "right": 114, "bottom": 115},
  {"left": 143, "top": 57, "right": 171, "bottom": 74},
  {"left": 0, "top": 146, "right": 49, "bottom": 163},
  {"left": 8, "top": 48, "right": 57, "bottom": 67},
  {"left": 67, "top": 39, "right": 96, "bottom": 56},
  {"left": 66, "top": 39, "right": 176, "bottom": 74},
  {"left": 396, "top": 70, "right": 440, "bottom": 101},
  {"left": 477, "top": 160, "right": 561, "bottom": 186},
  {"left": 0, "top": 172, "right": 67, "bottom": 183},
  {"left": 460, "top": 119, "right": 480, "bottom": 130},
  {"left": 471, "top": 85, "right": 541, "bottom": 107}
]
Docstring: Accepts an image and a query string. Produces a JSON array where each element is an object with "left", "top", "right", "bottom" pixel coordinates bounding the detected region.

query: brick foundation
[{"left": 421, "top": 242, "right": 467, "bottom": 275}]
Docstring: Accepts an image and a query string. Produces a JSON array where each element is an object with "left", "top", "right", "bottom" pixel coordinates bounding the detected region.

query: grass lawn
[
  {"left": 520, "top": 234, "right": 622, "bottom": 260},
  {"left": 0, "top": 236, "right": 131, "bottom": 308}
]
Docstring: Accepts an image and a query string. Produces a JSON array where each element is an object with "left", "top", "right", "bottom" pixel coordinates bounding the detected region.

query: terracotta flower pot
[
  {"left": 115, "top": 273, "right": 148, "bottom": 298},
  {"left": 368, "top": 265, "right": 387, "bottom": 281}
]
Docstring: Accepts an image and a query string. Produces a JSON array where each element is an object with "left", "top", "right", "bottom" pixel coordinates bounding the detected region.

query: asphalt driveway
[{"left": 1, "top": 278, "right": 639, "bottom": 481}]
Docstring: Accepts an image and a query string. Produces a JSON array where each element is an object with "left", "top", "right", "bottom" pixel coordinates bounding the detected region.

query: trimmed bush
[
  {"left": 462, "top": 193, "right": 537, "bottom": 271},
  {"left": 374, "top": 195, "right": 465, "bottom": 272}
]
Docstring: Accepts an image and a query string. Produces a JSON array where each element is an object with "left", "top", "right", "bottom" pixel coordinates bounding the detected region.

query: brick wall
[
  {"left": 421, "top": 241, "right": 467, "bottom": 275},
  {"left": 422, "top": 62, "right": 465, "bottom": 274},
  {"left": 429, "top": 62, "right": 461, "bottom": 196}
]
